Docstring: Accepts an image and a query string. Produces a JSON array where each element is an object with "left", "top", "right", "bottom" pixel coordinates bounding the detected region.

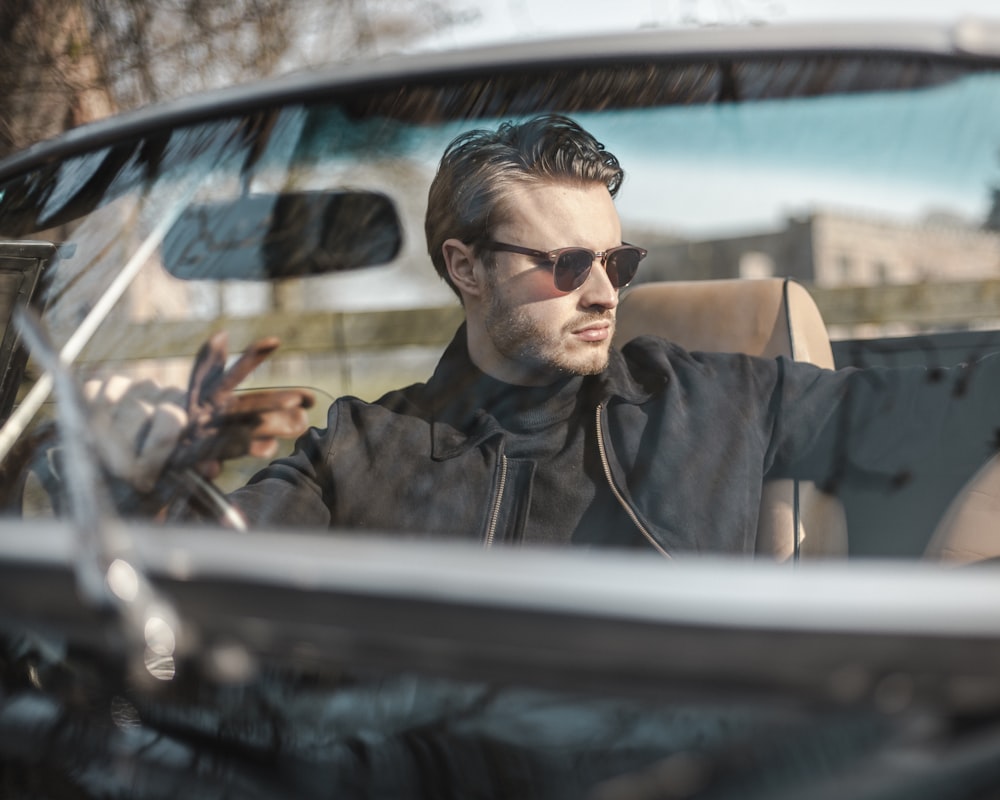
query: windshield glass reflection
[{"left": 1, "top": 68, "right": 1000, "bottom": 560}]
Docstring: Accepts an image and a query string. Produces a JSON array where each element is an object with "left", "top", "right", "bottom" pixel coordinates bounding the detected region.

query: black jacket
[{"left": 231, "top": 326, "right": 999, "bottom": 555}]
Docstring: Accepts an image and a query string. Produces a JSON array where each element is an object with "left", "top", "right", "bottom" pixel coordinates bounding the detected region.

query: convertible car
[{"left": 5, "top": 18, "right": 1000, "bottom": 799}]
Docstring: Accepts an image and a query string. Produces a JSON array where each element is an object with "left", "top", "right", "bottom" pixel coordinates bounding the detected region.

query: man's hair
[{"left": 425, "top": 114, "right": 625, "bottom": 298}]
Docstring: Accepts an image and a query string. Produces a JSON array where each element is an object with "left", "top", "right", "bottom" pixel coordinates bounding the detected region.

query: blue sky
[
  {"left": 404, "top": 2, "right": 1000, "bottom": 235},
  {"left": 599, "top": 75, "right": 1000, "bottom": 232},
  {"left": 402, "top": 72, "right": 1000, "bottom": 235}
]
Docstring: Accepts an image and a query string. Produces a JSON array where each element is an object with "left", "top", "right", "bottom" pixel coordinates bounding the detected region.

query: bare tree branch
[{"left": 0, "top": 0, "right": 470, "bottom": 160}]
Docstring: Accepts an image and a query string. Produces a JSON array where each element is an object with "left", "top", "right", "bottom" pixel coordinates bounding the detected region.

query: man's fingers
[
  {"left": 187, "top": 331, "right": 229, "bottom": 413},
  {"left": 83, "top": 338, "right": 309, "bottom": 492},
  {"left": 217, "top": 434, "right": 279, "bottom": 461},
  {"left": 212, "top": 408, "right": 310, "bottom": 450},
  {"left": 177, "top": 415, "right": 302, "bottom": 464},
  {"left": 86, "top": 376, "right": 189, "bottom": 489},
  {"left": 247, "top": 438, "right": 280, "bottom": 460},
  {"left": 194, "top": 460, "right": 223, "bottom": 481},
  {"left": 211, "top": 389, "right": 314, "bottom": 439},
  {"left": 220, "top": 388, "right": 316, "bottom": 415},
  {"left": 132, "top": 404, "right": 188, "bottom": 492},
  {"left": 247, "top": 406, "right": 311, "bottom": 439},
  {"left": 85, "top": 375, "right": 186, "bottom": 408},
  {"left": 211, "top": 337, "right": 282, "bottom": 397}
]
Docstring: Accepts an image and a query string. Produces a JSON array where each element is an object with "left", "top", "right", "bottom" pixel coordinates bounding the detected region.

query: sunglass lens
[
  {"left": 553, "top": 249, "right": 595, "bottom": 292},
  {"left": 606, "top": 248, "right": 642, "bottom": 288}
]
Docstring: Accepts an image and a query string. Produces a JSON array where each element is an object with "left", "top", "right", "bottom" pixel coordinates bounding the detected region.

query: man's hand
[{"left": 84, "top": 333, "right": 315, "bottom": 493}]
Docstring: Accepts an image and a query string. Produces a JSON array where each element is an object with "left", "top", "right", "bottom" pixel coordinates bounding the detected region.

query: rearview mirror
[{"left": 162, "top": 190, "right": 403, "bottom": 281}]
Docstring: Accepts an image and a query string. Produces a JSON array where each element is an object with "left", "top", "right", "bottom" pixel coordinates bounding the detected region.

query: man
[{"left": 94, "top": 114, "right": 1000, "bottom": 555}]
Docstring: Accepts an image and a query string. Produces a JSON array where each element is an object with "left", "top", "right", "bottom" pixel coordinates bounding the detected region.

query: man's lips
[{"left": 572, "top": 321, "right": 612, "bottom": 342}]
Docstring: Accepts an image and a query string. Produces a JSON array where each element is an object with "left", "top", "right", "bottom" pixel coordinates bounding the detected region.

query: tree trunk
[{"left": 0, "top": 0, "right": 115, "bottom": 160}]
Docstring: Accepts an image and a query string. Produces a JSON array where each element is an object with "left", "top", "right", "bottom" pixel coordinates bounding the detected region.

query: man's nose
[{"left": 578, "top": 257, "right": 619, "bottom": 309}]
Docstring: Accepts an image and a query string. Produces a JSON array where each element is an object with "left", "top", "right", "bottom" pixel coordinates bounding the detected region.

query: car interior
[
  {"left": 7, "top": 30, "right": 1000, "bottom": 797},
  {"left": 614, "top": 278, "right": 849, "bottom": 560}
]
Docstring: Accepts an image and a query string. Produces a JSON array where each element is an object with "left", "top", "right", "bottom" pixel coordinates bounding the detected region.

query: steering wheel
[
  {"left": 2, "top": 332, "right": 311, "bottom": 530},
  {"left": 1, "top": 421, "right": 247, "bottom": 530},
  {"left": 161, "top": 468, "right": 248, "bottom": 531}
]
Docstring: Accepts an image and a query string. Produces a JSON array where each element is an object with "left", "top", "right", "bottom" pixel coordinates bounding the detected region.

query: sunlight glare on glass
[{"left": 106, "top": 558, "right": 139, "bottom": 603}]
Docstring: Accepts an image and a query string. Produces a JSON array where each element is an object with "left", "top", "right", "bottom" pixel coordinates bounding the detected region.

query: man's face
[{"left": 472, "top": 180, "right": 623, "bottom": 385}]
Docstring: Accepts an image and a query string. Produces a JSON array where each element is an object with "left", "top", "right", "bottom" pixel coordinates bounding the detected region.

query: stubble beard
[{"left": 483, "top": 287, "right": 614, "bottom": 378}]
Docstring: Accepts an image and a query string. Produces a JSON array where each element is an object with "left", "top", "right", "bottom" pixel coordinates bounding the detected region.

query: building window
[
  {"left": 739, "top": 251, "right": 774, "bottom": 279},
  {"left": 837, "top": 254, "right": 853, "bottom": 283}
]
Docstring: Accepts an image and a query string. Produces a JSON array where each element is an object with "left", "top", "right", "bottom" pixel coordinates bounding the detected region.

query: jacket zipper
[
  {"left": 595, "top": 404, "right": 671, "bottom": 559},
  {"left": 483, "top": 454, "right": 508, "bottom": 548}
]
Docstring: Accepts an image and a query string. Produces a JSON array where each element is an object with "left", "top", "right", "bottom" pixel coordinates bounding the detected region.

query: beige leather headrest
[{"left": 615, "top": 278, "right": 834, "bottom": 368}]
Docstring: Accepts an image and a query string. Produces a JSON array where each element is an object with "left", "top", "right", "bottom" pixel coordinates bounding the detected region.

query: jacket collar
[
  {"left": 426, "top": 325, "right": 510, "bottom": 460},
  {"left": 426, "top": 324, "right": 665, "bottom": 459},
  {"left": 592, "top": 339, "right": 666, "bottom": 405}
]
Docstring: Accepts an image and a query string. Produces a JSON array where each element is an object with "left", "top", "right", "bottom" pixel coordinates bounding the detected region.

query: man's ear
[{"left": 442, "top": 239, "right": 483, "bottom": 300}]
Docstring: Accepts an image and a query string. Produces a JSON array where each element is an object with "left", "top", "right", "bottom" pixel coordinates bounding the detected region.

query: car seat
[
  {"left": 925, "top": 455, "right": 1000, "bottom": 563},
  {"left": 614, "top": 278, "right": 848, "bottom": 560}
]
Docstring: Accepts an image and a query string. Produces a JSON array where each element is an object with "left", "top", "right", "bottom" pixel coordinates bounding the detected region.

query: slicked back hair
[{"left": 425, "top": 114, "right": 624, "bottom": 299}]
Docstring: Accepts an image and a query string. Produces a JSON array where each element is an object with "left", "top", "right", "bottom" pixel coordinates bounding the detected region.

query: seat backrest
[
  {"left": 925, "top": 455, "right": 1000, "bottom": 563},
  {"left": 614, "top": 278, "right": 848, "bottom": 560}
]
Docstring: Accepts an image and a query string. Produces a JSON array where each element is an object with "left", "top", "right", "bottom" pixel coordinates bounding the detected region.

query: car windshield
[
  {"left": 10, "top": 41, "right": 1000, "bottom": 798},
  {"left": 2, "top": 54, "right": 1000, "bottom": 559}
]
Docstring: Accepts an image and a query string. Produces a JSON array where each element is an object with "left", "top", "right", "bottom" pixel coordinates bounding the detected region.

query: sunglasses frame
[{"left": 479, "top": 240, "right": 647, "bottom": 292}]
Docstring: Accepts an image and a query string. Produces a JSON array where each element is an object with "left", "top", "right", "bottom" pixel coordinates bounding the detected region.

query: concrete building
[{"left": 632, "top": 209, "right": 1000, "bottom": 289}]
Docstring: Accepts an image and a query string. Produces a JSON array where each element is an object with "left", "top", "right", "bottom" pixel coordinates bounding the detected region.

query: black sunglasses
[{"left": 480, "top": 241, "right": 647, "bottom": 292}]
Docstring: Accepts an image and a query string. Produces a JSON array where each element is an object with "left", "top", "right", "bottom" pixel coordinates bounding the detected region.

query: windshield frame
[{"left": 3, "top": 21, "right": 1000, "bottom": 184}]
